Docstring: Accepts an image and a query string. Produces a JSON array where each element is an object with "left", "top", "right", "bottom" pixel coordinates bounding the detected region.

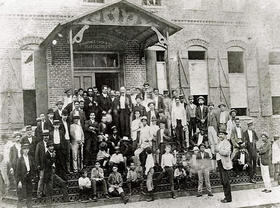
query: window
[
  {"left": 74, "top": 52, "right": 119, "bottom": 68},
  {"left": 83, "top": 0, "right": 104, "bottom": 3},
  {"left": 269, "top": 51, "right": 280, "bottom": 65},
  {"left": 156, "top": 51, "right": 165, "bottom": 62},
  {"left": 143, "top": 0, "right": 161, "bottom": 6},
  {"left": 232, "top": 108, "right": 247, "bottom": 116},
  {"left": 228, "top": 51, "right": 244, "bottom": 73},
  {"left": 272, "top": 96, "right": 280, "bottom": 115},
  {"left": 188, "top": 51, "right": 205, "bottom": 60}
]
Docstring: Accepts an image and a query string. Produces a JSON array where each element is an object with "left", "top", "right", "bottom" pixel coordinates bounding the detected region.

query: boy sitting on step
[{"left": 78, "top": 169, "right": 92, "bottom": 201}]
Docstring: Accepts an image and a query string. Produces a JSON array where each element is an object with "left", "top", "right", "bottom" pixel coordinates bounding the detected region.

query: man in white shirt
[
  {"left": 118, "top": 86, "right": 132, "bottom": 137},
  {"left": 109, "top": 146, "right": 125, "bottom": 174},
  {"left": 226, "top": 109, "right": 237, "bottom": 140},
  {"left": 157, "top": 145, "right": 176, "bottom": 199},
  {"left": 78, "top": 169, "right": 92, "bottom": 201},
  {"left": 171, "top": 97, "right": 187, "bottom": 128}
]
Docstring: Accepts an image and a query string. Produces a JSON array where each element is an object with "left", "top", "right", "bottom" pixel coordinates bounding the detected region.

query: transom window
[
  {"left": 143, "top": 0, "right": 161, "bottom": 6},
  {"left": 74, "top": 52, "right": 119, "bottom": 69}
]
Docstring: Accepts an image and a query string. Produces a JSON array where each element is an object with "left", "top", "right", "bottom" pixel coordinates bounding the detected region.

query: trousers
[
  {"left": 260, "top": 162, "right": 271, "bottom": 190},
  {"left": 217, "top": 160, "right": 232, "bottom": 201}
]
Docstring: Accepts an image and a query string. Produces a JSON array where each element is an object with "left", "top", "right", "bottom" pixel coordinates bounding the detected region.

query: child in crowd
[
  {"left": 78, "top": 169, "right": 92, "bottom": 201},
  {"left": 91, "top": 161, "right": 109, "bottom": 201},
  {"left": 107, "top": 165, "right": 129, "bottom": 204},
  {"left": 109, "top": 146, "right": 125, "bottom": 174},
  {"left": 131, "top": 110, "right": 142, "bottom": 151},
  {"left": 126, "top": 162, "right": 144, "bottom": 195},
  {"left": 96, "top": 142, "right": 110, "bottom": 168},
  {"left": 174, "top": 163, "right": 187, "bottom": 190}
]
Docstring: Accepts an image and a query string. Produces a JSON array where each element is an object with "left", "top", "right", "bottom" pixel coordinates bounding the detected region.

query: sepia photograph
[{"left": 0, "top": 0, "right": 280, "bottom": 207}]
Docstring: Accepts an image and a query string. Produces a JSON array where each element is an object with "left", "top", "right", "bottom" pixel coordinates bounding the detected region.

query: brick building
[{"left": 0, "top": 0, "right": 280, "bottom": 137}]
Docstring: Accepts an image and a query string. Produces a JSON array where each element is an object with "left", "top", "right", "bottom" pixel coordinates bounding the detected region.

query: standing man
[
  {"left": 63, "top": 88, "right": 72, "bottom": 109},
  {"left": 45, "top": 108, "right": 55, "bottom": 132},
  {"left": 195, "top": 96, "right": 208, "bottom": 131},
  {"left": 117, "top": 86, "right": 132, "bottom": 137},
  {"left": 84, "top": 87, "right": 99, "bottom": 120},
  {"left": 243, "top": 121, "right": 258, "bottom": 181},
  {"left": 147, "top": 102, "right": 159, "bottom": 126},
  {"left": 16, "top": 143, "right": 35, "bottom": 208},
  {"left": 226, "top": 109, "right": 237, "bottom": 140},
  {"left": 216, "top": 129, "right": 232, "bottom": 203},
  {"left": 60, "top": 110, "right": 71, "bottom": 173},
  {"left": 22, "top": 125, "right": 37, "bottom": 159},
  {"left": 69, "top": 100, "right": 86, "bottom": 129},
  {"left": 153, "top": 88, "right": 164, "bottom": 111},
  {"left": 218, "top": 103, "right": 230, "bottom": 131},
  {"left": 186, "top": 95, "right": 197, "bottom": 140},
  {"left": 54, "top": 100, "right": 64, "bottom": 121},
  {"left": 207, "top": 102, "right": 219, "bottom": 155},
  {"left": 171, "top": 97, "right": 187, "bottom": 129},
  {"left": 35, "top": 113, "right": 47, "bottom": 141},
  {"left": 97, "top": 85, "right": 112, "bottom": 120}
]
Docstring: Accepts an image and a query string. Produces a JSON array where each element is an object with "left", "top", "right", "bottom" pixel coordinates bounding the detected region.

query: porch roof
[{"left": 39, "top": 0, "right": 182, "bottom": 48}]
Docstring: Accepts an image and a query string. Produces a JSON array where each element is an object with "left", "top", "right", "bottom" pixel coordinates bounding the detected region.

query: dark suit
[
  {"left": 111, "top": 97, "right": 120, "bottom": 131},
  {"left": 243, "top": 130, "right": 258, "bottom": 176},
  {"left": 84, "top": 96, "right": 99, "bottom": 120},
  {"left": 195, "top": 105, "right": 208, "bottom": 130},
  {"left": 147, "top": 110, "right": 159, "bottom": 126},
  {"left": 115, "top": 95, "right": 132, "bottom": 137},
  {"left": 9, "top": 145, "right": 20, "bottom": 177},
  {"left": 35, "top": 141, "right": 47, "bottom": 197},
  {"left": 21, "top": 136, "right": 37, "bottom": 159},
  {"left": 84, "top": 119, "right": 99, "bottom": 164},
  {"left": 154, "top": 95, "right": 164, "bottom": 110},
  {"left": 64, "top": 102, "right": 74, "bottom": 115},
  {"left": 155, "top": 128, "right": 171, "bottom": 159},
  {"left": 16, "top": 155, "right": 34, "bottom": 208},
  {"left": 97, "top": 94, "right": 112, "bottom": 114},
  {"left": 45, "top": 118, "right": 54, "bottom": 132},
  {"left": 258, "top": 141, "right": 271, "bottom": 166},
  {"left": 34, "top": 120, "right": 47, "bottom": 142},
  {"left": 54, "top": 109, "right": 63, "bottom": 121}
]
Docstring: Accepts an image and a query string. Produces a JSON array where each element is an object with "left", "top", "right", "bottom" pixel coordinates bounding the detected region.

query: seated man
[
  {"left": 78, "top": 169, "right": 92, "bottom": 201},
  {"left": 90, "top": 161, "right": 109, "bottom": 201},
  {"left": 109, "top": 146, "right": 125, "bottom": 175},
  {"left": 107, "top": 165, "right": 129, "bottom": 204},
  {"left": 126, "top": 162, "right": 144, "bottom": 195}
]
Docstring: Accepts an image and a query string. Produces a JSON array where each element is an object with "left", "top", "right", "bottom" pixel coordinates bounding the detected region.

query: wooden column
[
  {"left": 69, "top": 28, "right": 74, "bottom": 84},
  {"left": 165, "top": 30, "right": 171, "bottom": 93}
]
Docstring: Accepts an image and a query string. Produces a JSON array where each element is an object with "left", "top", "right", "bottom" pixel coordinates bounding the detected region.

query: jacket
[
  {"left": 21, "top": 136, "right": 37, "bottom": 158},
  {"left": 217, "top": 139, "right": 233, "bottom": 170},
  {"left": 195, "top": 105, "right": 208, "bottom": 122},
  {"left": 97, "top": 94, "right": 112, "bottom": 113},
  {"left": 35, "top": 141, "right": 47, "bottom": 170},
  {"left": 231, "top": 127, "right": 245, "bottom": 149},
  {"left": 207, "top": 110, "right": 219, "bottom": 132},
  {"left": 258, "top": 140, "right": 271, "bottom": 166},
  {"left": 43, "top": 151, "right": 56, "bottom": 182},
  {"left": 196, "top": 151, "right": 211, "bottom": 160},
  {"left": 243, "top": 129, "right": 258, "bottom": 158},
  {"left": 107, "top": 172, "right": 123, "bottom": 187},
  {"left": 155, "top": 128, "right": 171, "bottom": 149},
  {"left": 9, "top": 144, "right": 20, "bottom": 173},
  {"left": 16, "top": 155, "right": 35, "bottom": 184}
]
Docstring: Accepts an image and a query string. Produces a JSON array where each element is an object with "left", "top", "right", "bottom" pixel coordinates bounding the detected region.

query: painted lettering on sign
[{"left": 74, "top": 40, "right": 113, "bottom": 50}]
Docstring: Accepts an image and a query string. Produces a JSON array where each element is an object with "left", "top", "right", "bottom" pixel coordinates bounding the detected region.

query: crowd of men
[{"left": 1, "top": 82, "right": 280, "bottom": 208}]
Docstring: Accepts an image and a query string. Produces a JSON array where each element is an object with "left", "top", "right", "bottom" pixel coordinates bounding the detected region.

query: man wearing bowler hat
[
  {"left": 243, "top": 120, "right": 258, "bottom": 179},
  {"left": 195, "top": 96, "right": 208, "bottom": 131},
  {"left": 16, "top": 142, "right": 35, "bottom": 208}
]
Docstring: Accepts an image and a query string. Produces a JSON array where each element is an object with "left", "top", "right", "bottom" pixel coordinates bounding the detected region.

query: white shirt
[
  {"left": 110, "top": 153, "right": 124, "bottom": 163},
  {"left": 102, "top": 93, "right": 107, "bottom": 98},
  {"left": 78, "top": 177, "right": 91, "bottom": 188},
  {"left": 62, "top": 120, "right": 70, "bottom": 140},
  {"left": 201, "top": 152, "right": 204, "bottom": 159},
  {"left": 171, "top": 103, "right": 187, "bottom": 127},
  {"left": 131, "top": 118, "right": 141, "bottom": 141},
  {"left": 161, "top": 153, "right": 176, "bottom": 168},
  {"left": 200, "top": 105, "right": 204, "bottom": 114},
  {"left": 70, "top": 123, "right": 84, "bottom": 142},
  {"left": 27, "top": 137, "right": 32, "bottom": 144},
  {"left": 219, "top": 111, "right": 227, "bottom": 124},
  {"left": 248, "top": 130, "right": 253, "bottom": 143},
  {"left": 160, "top": 129, "right": 164, "bottom": 143},
  {"left": 41, "top": 121, "right": 45, "bottom": 131},
  {"left": 23, "top": 155, "right": 30, "bottom": 172},
  {"left": 154, "top": 96, "right": 159, "bottom": 110},
  {"left": 43, "top": 141, "right": 47, "bottom": 152},
  {"left": 58, "top": 109, "right": 62, "bottom": 117},
  {"left": 236, "top": 127, "right": 242, "bottom": 138},
  {"left": 139, "top": 125, "right": 153, "bottom": 149},
  {"left": 15, "top": 143, "right": 21, "bottom": 157},
  {"left": 120, "top": 95, "right": 125, "bottom": 109},
  {"left": 53, "top": 129, "right": 60, "bottom": 144}
]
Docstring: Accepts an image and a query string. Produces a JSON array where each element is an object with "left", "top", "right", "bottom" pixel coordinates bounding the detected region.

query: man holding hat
[
  {"left": 215, "top": 129, "right": 232, "bottom": 203},
  {"left": 195, "top": 96, "right": 208, "bottom": 131},
  {"left": 243, "top": 120, "right": 258, "bottom": 179},
  {"left": 22, "top": 125, "right": 37, "bottom": 159},
  {"left": 186, "top": 95, "right": 197, "bottom": 139},
  {"left": 35, "top": 130, "right": 49, "bottom": 198},
  {"left": 16, "top": 142, "right": 35, "bottom": 208}
]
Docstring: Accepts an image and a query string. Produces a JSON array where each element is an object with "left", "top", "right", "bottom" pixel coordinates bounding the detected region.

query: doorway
[{"left": 95, "top": 73, "right": 119, "bottom": 91}]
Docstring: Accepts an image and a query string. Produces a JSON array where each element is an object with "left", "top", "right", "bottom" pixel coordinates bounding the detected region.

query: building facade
[{"left": 0, "top": 0, "right": 280, "bottom": 137}]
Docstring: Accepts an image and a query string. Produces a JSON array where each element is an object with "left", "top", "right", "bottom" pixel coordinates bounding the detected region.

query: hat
[
  {"left": 219, "top": 129, "right": 228, "bottom": 135},
  {"left": 163, "top": 90, "right": 169, "bottom": 94},
  {"left": 21, "top": 143, "right": 30, "bottom": 149},
  {"left": 218, "top": 103, "right": 226, "bottom": 108},
  {"left": 56, "top": 100, "right": 64, "bottom": 105},
  {"left": 143, "top": 82, "right": 150, "bottom": 87},
  {"left": 197, "top": 96, "right": 205, "bottom": 101},
  {"left": 148, "top": 102, "right": 155, "bottom": 107},
  {"left": 188, "top": 95, "right": 194, "bottom": 100},
  {"left": 122, "top": 136, "right": 129, "bottom": 141},
  {"left": 62, "top": 110, "right": 68, "bottom": 116},
  {"left": 53, "top": 120, "right": 60, "bottom": 125},
  {"left": 78, "top": 88, "right": 84, "bottom": 92},
  {"left": 36, "top": 117, "right": 41, "bottom": 122},
  {"left": 179, "top": 94, "right": 184, "bottom": 99},
  {"left": 73, "top": 115, "right": 80, "bottom": 119},
  {"left": 74, "top": 100, "right": 80, "bottom": 105},
  {"left": 46, "top": 140, "right": 54, "bottom": 147},
  {"left": 247, "top": 121, "right": 253, "bottom": 126},
  {"left": 42, "top": 130, "right": 49, "bottom": 136},
  {"left": 135, "top": 94, "right": 142, "bottom": 100},
  {"left": 274, "top": 135, "right": 280, "bottom": 140},
  {"left": 145, "top": 147, "right": 152, "bottom": 154},
  {"left": 158, "top": 119, "right": 166, "bottom": 124},
  {"left": 158, "top": 109, "right": 164, "bottom": 114},
  {"left": 64, "top": 88, "right": 71, "bottom": 93},
  {"left": 193, "top": 146, "right": 199, "bottom": 151},
  {"left": 230, "top": 109, "right": 237, "bottom": 115},
  {"left": 141, "top": 116, "right": 148, "bottom": 121},
  {"left": 25, "top": 125, "right": 32, "bottom": 131},
  {"left": 47, "top": 108, "right": 54, "bottom": 114},
  {"left": 261, "top": 132, "right": 269, "bottom": 139},
  {"left": 208, "top": 102, "right": 214, "bottom": 107},
  {"left": 111, "top": 126, "right": 117, "bottom": 131},
  {"left": 14, "top": 132, "right": 22, "bottom": 138},
  {"left": 199, "top": 143, "right": 206, "bottom": 148}
]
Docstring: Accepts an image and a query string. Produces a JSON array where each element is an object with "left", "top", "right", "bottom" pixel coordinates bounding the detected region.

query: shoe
[
  {"left": 262, "top": 189, "right": 267, "bottom": 192},
  {"left": 196, "top": 194, "right": 203, "bottom": 197},
  {"left": 124, "top": 197, "right": 129, "bottom": 204},
  {"left": 265, "top": 190, "right": 272, "bottom": 193},
  {"left": 221, "top": 199, "right": 231, "bottom": 203},
  {"left": 208, "top": 193, "right": 213, "bottom": 197},
  {"left": 93, "top": 196, "right": 97, "bottom": 202},
  {"left": 172, "top": 193, "right": 176, "bottom": 199},
  {"left": 105, "top": 195, "right": 110, "bottom": 199},
  {"left": 250, "top": 179, "right": 256, "bottom": 184}
]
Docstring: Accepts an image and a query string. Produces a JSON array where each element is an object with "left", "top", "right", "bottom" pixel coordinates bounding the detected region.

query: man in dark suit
[
  {"left": 35, "top": 130, "right": 49, "bottom": 198},
  {"left": 115, "top": 86, "right": 132, "bottom": 137},
  {"left": 16, "top": 143, "right": 35, "bottom": 208},
  {"left": 60, "top": 110, "right": 71, "bottom": 172},
  {"left": 243, "top": 121, "right": 258, "bottom": 180},
  {"left": 84, "top": 112, "right": 99, "bottom": 166},
  {"left": 43, "top": 141, "right": 71, "bottom": 204},
  {"left": 153, "top": 88, "right": 164, "bottom": 111},
  {"left": 84, "top": 88, "right": 99, "bottom": 120},
  {"left": 54, "top": 100, "right": 64, "bottom": 121},
  {"left": 147, "top": 102, "right": 159, "bottom": 126},
  {"left": 97, "top": 85, "right": 112, "bottom": 117},
  {"left": 195, "top": 96, "right": 208, "bottom": 131},
  {"left": 34, "top": 113, "right": 47, "bottom": 142},
  {"left": 45, "top": 108, "right": 54, "bottom": 132},
  {"left": 21, "top": 125, "right": 37, "bottom": 159},
  {"left": 132, "top": 95, "right": 147, "bottom": 119},
  {"left": 111, "top": 90, "right": 120, "bottom": 131},
  {"left": 64, "top": 94, "right": 78, "bottom": 115},
  {"left": 9, "top": 132, "right": 22, "bottom": 183}
]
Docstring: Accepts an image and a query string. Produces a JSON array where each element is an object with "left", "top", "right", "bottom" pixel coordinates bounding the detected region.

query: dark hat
[
  {"left": 158, "top": 109, "right": 164, "bottom": 114},
  {"left": 219, "top": 130, "right": 228, "bottom": 135},
  {"left": 36, "top": 117, "right": 41, "bottom": 122},
  {"left": 163, "top": 90, "right": 169, "bottom": 94},
  {"left": 199, "top": 143, "right": 206, "bottom": 148},
  {"left": 25, "top": 125, "right": 32, "bottom": 131},
  {"left": 197, "top": 96, "right": 205, "bottom": 101},
  {"left": 64, "top": 88, "right": 71, "bottom": 93},
  {"left": 188, "top": 95, "right": 194, "bottom": 100},
  {"left": 146, "top": 147, "right": 152, "bottom": 154},
  {"left": 62, "top": 109, "right": 68, "bottom": 116},
  {"left": 148, "top": 102, "right": 155, "bottom": 107},
  {"left": 141, "top": 116, "right": 148, "bottom": 121},
  {"left": 135, "top": 94, "right": 142, "bottom": 100},
  {"left": 158, "top": 119, "right": 166, "bottom": 124},
  {"left": 46, "top": 140, "right": 54, "bottom": 147},
  {"left": 247, "top": 120, "right": 253, "bottom": 126},
  {"left": 143, "top": 82, "right": 150, "bottom": 87},
  {"left": 112, "top": 164, "right": 118, "bottom": 168},
  {"left": 218, "top": 103, "right": 226, "bottom": 108},
  {"left": 53, "top": 120, "right": 60, "bottom": 125},
  {"left": 78, "top": 88, "right": 84, "bottom": 92},
  {"left": 230, "top": 109, "right": 237, "bottom": 115},
  {"left": 21, "top": 143, "right": 30, "bottom": 149},
  {"left": 73, "top": 115, "right": 80, "bottom": 120},
  {"left": 179, "top": 94, "right": 184, "bottom": 99},
  {"left": 153, "top": 88, "right": 159, "bottom": 91},
  {"left": 274, "top": 135, "right": 280, "bottom": 140},
  {"left": 47, "top": 108, "right": 54, "bottom": 114},
  {"left": 151, "top": 116, "right": 157, "bottom": 121},
  {"left": 56, "top": 100, "right": 64, "bottom": 105},
  {"left": 42, "top": 130, "right": 49, "bottom": 136},
  {"left": 208, "top": 102, "right": 214, "bottom": 107}
]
